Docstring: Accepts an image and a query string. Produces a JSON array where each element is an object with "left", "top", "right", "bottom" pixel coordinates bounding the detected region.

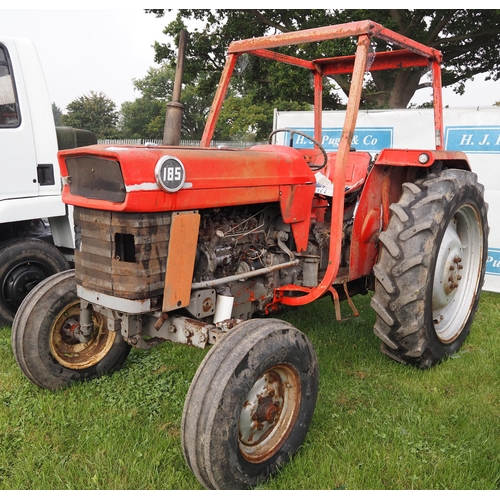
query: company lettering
[
  {"left": 487, "top": 255, "right": 500, "bottom": 268},
  {"left": 459, "top": 134, "right": 474, "bottom": 146},
  {"left": 486, "top": 250, "right": 500, "bottom": 276},
  {"left": 363, "top": 135, "right": 378, "bottom": 146},
  {"left": 446, "top": 127, "right": 500, "bottom": 153},
  {"left": 286, "top": 127, "right": 392, "bottom": 152}
]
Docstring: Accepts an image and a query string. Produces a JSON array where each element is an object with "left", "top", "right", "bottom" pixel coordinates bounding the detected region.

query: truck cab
[{"left": 0, "top": 37, "right": 95, "bottom": 325}]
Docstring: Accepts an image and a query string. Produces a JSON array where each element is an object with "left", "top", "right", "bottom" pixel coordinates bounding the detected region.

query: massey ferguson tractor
[{"left": 12, "top": 21, "right": 488, "bottom": 489}]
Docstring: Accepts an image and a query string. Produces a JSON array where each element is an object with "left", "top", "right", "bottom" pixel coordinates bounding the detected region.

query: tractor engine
[
  {"left": 72, "top": 197, "right": 356, "bottom": 331},
  {"left": 193, "top": 204, "right": 304, "bottom": 320}
]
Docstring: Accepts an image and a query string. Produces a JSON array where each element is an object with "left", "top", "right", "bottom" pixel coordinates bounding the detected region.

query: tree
[
  {"left": 119, "top": 64, "right": 213, "bottom": 140},
  {"left": 120, "top": 65, "right": 312, "bottom": 141},
  {"left": 61, "top": 91, "right": 119, "bottom": 139},
  {"left": 52, "top": 103, "right": 62, "bottom": 126},
  {"left": 215, "top": 93, "right": 311, "bottom": 141},
  {"left": 119, "top": 65, "right": 174, "bottom": 139},
  {"left": 148, "top": 9, "right": 500, "bottom": 110}
]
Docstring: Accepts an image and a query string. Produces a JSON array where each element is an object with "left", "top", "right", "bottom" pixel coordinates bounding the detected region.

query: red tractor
[{"left": 12, "top": 21, "right": 488, "bottom": 489}]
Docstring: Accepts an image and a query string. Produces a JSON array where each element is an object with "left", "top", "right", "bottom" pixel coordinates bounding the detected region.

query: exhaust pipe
[{"left": 163, "top": 29, "right": 188, "bottom": 146}]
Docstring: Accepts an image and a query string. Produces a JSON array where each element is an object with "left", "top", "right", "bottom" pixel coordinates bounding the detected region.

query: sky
[
  {"left": 0, "top": 7, "right": 173, "bottom": 112},
  {"left": 0, "top": 5, "right": 498, "bottom": 113}
]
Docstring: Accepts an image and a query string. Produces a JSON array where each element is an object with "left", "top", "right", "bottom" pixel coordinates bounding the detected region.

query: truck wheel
[
  {"left": 11, "top": 269, "right": 131, "bottom": 390},
  {"left": 181, "top": 318, "right": 318, "bottom": 489},
  {"left": 371, "top": 169, "right": 488, "bottom": 368},
  {"left": 0, "top": 238, "right": 70, "bottom": 326}
]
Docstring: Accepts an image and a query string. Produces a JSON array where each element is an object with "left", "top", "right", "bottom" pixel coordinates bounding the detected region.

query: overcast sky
[
  {"left": 1, "top": 5, "right": 498, "bottom": 112},
  {"left": 0, "top": 7, "right": 173, "bottom": 111}
]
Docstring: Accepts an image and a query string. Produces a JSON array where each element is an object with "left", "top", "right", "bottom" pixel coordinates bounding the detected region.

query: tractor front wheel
[
  {"left": 181, "top": 318, "right": 318, "bottom": 489},
  {"left": 12, "top": 269, "right": 131, "bottom": 390},
  {"left": 371, "top": 169, "right": 488, "bottom": 368}
]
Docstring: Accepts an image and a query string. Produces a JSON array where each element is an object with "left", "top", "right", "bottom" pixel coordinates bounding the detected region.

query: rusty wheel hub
[
  {"left": 49, "top": 300, "right": 116, "bottom": 370},
  {"left": 238, "top": 364, "right": 301, "bottom": 463}
]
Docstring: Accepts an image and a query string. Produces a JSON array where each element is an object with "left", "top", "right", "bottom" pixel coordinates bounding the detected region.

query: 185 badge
[{"left": 155, "top": 156, "right": 186, "bottom": 193}]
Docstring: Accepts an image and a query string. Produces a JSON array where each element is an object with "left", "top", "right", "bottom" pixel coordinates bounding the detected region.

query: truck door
[{"left": 0, "top": 41, "right": 38, "bottom": 206}]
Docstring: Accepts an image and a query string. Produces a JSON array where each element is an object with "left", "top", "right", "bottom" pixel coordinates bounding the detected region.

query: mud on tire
[
  {"left": 12, "top": 269, "right": 131, "bottom": 390},
  {"left": 181, "top": 318, "right": 318, "bottom": 489},
  {"left": 371, "top": 169, "right": 488, "bottom": 368}
]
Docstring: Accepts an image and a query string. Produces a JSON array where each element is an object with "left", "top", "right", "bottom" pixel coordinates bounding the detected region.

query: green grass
[{"left": 1, "top": 291, "right": 499, "bottom": 490}]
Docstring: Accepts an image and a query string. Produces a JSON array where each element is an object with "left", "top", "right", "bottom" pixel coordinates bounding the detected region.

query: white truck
[{"left": 0, "top": 37, "right": 95, "bottom": 325}]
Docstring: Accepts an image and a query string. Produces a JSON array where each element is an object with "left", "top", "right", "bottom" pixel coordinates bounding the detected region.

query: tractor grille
[
  {"left": 74, "top": 207, "right": 171, "bottom": 300},
  {"left": 66, "top": 156, "right": 126, "bottom": 202}
]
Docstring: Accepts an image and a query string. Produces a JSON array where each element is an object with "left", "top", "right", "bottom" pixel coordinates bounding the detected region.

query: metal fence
[{"left": 97, "top": 138, "right": 266, "bottom": 148}]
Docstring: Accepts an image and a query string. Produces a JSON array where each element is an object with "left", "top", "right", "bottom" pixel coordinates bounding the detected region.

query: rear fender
[{"left": 348, "top": 148, "right": 471, "bottom": 280}]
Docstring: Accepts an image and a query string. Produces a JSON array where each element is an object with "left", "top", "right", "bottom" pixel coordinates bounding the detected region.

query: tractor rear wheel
[
  {"left": 12, "top": 269, "right": 131, "bottom": 390},
  {"left": 371, "top": 169, "right": 488, "bottom": 368},
  {"left": 181, "top": 318, "right": 318, "bottom": 489}
]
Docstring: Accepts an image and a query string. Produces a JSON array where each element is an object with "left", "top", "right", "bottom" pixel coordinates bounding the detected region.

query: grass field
[{"left": 1, "top": 291, "right": 499, "bottom": 490}]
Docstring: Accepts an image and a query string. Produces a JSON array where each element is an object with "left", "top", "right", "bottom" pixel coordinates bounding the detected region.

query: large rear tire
[
  {"left": 12, "top": 269, "right": 131, "bottom": 390},
  {"left": 0, "top": 238, "right": 70, "bottom": 326},
  {"left": 181, "top": 318, "right": 318, "bottom": 489},
  {"left": 371, "top": 169, "right": 488, "bottom": 368}
]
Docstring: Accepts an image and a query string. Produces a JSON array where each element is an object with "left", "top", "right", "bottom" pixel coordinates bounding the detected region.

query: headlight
[{"left": 418, "top": 153, "right": 430, "bottom": 164}]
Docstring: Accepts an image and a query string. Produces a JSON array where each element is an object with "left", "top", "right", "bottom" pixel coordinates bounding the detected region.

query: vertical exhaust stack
[{"left": 163, "top": 30, "right": 188, "bottom": 146}]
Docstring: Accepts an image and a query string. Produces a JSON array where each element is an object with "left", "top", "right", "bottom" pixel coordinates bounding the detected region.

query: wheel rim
[
  {"left": 2, "top": 261, "right": 50, "bottom": 313},
  {"left": 50, "top": 300, "right": 116, "bottom": 369},
  {"left": 432, "top": 204, "right": 484, "bottom": 343},
  {"left": 238, "top": 363, "right": 301, "bottom": 463}
]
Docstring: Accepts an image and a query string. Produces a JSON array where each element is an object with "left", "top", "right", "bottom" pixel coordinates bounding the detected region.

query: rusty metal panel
[
  {"left": 163, "top": 211, "right": 200, "bottom": 312},
  {"left": 74, "top": 207, "right": 171, "bottom": 301}
]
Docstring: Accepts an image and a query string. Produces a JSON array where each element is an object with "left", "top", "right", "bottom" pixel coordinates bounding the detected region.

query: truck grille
[{"left": 74, "top": 207, "right": 171, "bottom": 300}]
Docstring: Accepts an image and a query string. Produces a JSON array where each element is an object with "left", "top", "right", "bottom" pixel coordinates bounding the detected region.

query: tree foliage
[
  {"left": 51, "top": 103, "right": 62, "bottom": 126},
  {"left": 61, "top": 90, "right": 119, "bottom": 139},
  {"left": 148, "top": 9, "right": 500, "bottom": 110},
  {"left": 119, "top": 65, "right": 173, "bottom": 139},
  {"left": 119, "top": 62, "right": 306, "bottom": 141},
  {"left": 119, "top": 64, "right": 214, "bottom": 140},
  {"left": 215, "top": 92, "right": 311, "bottom": 141}
]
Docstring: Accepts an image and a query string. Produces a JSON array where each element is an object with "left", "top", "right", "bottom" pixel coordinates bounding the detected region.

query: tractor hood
[{"left": 58, "top": 144, "right": 316, "bottom": 215}]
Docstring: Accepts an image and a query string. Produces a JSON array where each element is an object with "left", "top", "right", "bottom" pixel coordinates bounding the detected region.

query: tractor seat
[
  {"left": 298, "top": 149, "right": 371, "bottom": 195},
  {"left": 324, "top": 151, "right": 372, "bottom": 194}
]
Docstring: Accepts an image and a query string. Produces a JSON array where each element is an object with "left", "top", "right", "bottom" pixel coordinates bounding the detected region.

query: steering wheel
[{"left": 268, "top": 128, "right": 328, "bottom": 170}]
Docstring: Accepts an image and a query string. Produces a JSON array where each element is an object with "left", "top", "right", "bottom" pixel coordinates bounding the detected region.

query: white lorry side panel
[
  {"left": 12, "top": 38, "right": 62, "bottom": 198},
  {"left": 0, "top": 37, "right": 67, "bottom": 228},
  {"left": 0, "top": 38, "right": 39, "bottom": 205}
]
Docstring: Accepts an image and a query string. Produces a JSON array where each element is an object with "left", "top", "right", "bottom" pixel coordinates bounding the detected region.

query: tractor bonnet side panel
[{"left": 58, "top": 144, "right": 316, "bottom": 214}]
